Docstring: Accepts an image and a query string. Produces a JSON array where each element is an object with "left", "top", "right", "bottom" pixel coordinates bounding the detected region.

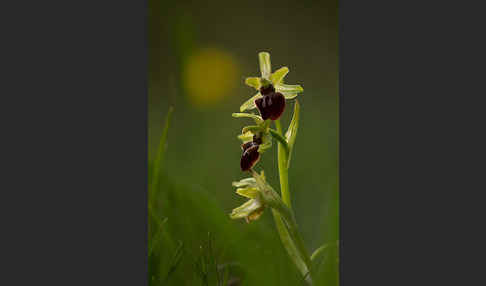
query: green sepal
[
  {"left": 240, "top": 92, "right": 262, "bottom": 112},
  {"left": 276, "top": 83, "right": 304, "bottom": 97},
  {"left": 258, "top": 52, "right": 271, "bottom": 79},
  {"left": 245, "top": 77, "right": 261, "bottom": 90},
  {"left": 232, "top": 112, "right": 263, "bottom": 124},
  {"left": 232, "top": 177, "right": 257, "bottom": 188},
  {"left": 230, "top": 198, "right": 263, "bottom": 220},
  {"left": 236, "top": 187, "right": 259, "bottom": 199}
]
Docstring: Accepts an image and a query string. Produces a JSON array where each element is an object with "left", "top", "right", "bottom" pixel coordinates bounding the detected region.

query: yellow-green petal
[
  {"left": 245, "top": 77, "right": 261, "bottom": 90},
  {"left": 270, "top": 67, "right": 289, "bottom": 85}
]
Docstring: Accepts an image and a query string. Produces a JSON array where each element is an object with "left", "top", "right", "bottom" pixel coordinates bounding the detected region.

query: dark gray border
[
  {"left": 1, "top": 0, "right": 147, "bottom": 284},
  {"left": 341, "top": 0, "right": 485, "bottom": 285}
]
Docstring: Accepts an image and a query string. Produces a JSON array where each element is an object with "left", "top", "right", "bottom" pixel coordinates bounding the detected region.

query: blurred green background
[{"left": 148, "top": 0, "right": 338, "bottom": 285}]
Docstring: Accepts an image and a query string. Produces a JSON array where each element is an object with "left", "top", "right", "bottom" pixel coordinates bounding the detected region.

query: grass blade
[{"left": 150, "top": 106, "right": 174, "bottom": 195}]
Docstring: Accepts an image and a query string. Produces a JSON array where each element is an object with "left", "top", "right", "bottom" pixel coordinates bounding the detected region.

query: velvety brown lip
[
  {"left": 241, "top": 141, "right": 255, "bottom": 151},
  {"left": 255, "top": 92, "right": 285, "bottom": 120},
  {"left": 240, "top": 144, "right": 260, "bottom": 171}
]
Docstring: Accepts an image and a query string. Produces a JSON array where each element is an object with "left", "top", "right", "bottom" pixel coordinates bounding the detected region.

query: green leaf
[
  {"left": 270, "top": 66, "right": 289, "bottom": 85},
  {"left": 276, "top": 83, "right": 304, "bottom": 96},
  {"left": 258, "top": 52, "right": 271, "bottom": 79},
  {"left": 250, "top": 169, "right": 313, "bottom": 282},
  {"left": 309, "top": 241, "right": 338, "bottom": 283},
  {"left": 232, "top": 112, "right": 263, "bottom": 124},
  {"left": 272, "top": 210, "right": 310, "bottom": 280},
  {"left": 285, "top": 100, "right": 300, "bottom": 168},
  {"left": 239, "top": 92, "right": 262, "bottom": 112},
  {"left": 245, "top": 77, "right": 261, "bottom": 90}
]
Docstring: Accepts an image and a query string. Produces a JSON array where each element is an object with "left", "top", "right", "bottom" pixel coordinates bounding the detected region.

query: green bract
[
  {"left": 240, "top": 52, "right": 304, "bottom": 112},
  {"left": 285, "top": 100, "right": 300, "bottom": 168}
]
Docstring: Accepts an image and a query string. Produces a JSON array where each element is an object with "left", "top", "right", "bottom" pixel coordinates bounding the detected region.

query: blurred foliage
[{"left": 149, "top": 0, "right": 338, "bottom": 285}]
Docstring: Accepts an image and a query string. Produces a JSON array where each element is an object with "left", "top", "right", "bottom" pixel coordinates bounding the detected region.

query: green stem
[
  {"left": 275, "top": 119, "right": 291, "bottom": 209},
  {"left": 273, "top": 119, "right": 313, "bottom": 283}
]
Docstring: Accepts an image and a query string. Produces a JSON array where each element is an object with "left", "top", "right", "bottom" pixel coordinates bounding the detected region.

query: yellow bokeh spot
[{"left": 183, "top": 48, "right": 238, "bottom": 107}]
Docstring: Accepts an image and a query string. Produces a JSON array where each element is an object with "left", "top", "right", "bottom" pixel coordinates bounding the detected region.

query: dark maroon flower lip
[
  {"left": 240, "top": 143, "right": 260, "bottom": 171},
  {"left": 241, "top": 141, "right": 255, "bottom": 151},
  {"left": 255, "top": 92, "right": 286, "bottom": 121},
  {"left": 259, "top": 84, "right": 275, "bottom": 96}
]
